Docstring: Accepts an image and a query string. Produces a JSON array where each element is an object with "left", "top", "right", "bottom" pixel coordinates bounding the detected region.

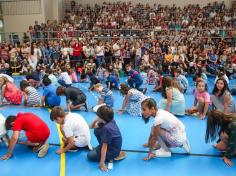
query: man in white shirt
[{"left": 50, "top": 106, "right": 92, "bottom": 154}]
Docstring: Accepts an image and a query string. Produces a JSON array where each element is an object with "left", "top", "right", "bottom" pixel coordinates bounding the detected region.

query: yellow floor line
[{"left": 48, "top": 109, "right": 66, "bottom": 176}]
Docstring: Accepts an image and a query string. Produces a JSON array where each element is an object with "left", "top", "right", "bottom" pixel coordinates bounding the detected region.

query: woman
[
  {"left": 211, "top": 78, "right": 236, "bottom": 113},
  {"left": 159, "top": 77, "right": 185, "bottom": 116},
  {"left": 0, "top": 77, "right": 22, "bottom": 105},
  {"left": 205, "top": 110, "right": 236, "bottom": 166},
  {"left": 141, "top": 98, "right": 190, "bottom": 160},
  {"left": 118, "top": 83, "right": 147, "bottom": 116}
]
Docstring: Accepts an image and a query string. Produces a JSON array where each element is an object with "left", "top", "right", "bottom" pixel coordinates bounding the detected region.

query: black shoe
[
  {"left": 143, "top": 88, "right": 147, "bottom": 94},
  {"left": 84, "top": 102, "right": 88, "bottom": 112}
]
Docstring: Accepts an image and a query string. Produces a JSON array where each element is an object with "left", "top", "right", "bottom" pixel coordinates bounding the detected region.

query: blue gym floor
[{"left": 0, "top": 76, "right": 235, "bottom": 176}]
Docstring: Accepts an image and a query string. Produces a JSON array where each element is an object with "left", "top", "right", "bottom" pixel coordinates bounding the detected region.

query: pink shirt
[{"left": 194, "top": 89, "right": 211, "bottom": 104}]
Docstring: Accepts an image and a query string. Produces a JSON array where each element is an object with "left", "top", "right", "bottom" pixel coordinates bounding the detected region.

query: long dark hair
[
  {"left": 205, "top": 110, "right": 234, "bottom": 143},
  {"left": 212, "top": 78, "right": 230, "bottom": 97},
  {"left": 141, "top": 98, "right": 157, "bottom": 124},
  {"left": 119, "top": 83, "right": 130, "bottom": 95},
  {"left": 161, "top": 77, "right": 172, "bottom": 99}
]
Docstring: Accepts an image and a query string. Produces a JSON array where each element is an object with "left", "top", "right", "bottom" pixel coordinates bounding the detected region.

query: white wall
[
  {"left": 3, "top": 0, "right": 45, "bottom": 33},
  {"left": 79, "top": 0, "right": 233, "bottom": 7}
]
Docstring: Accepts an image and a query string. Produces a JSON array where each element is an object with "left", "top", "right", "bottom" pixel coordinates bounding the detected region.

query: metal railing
[{"left": 1, "top": 28, "right": 236, "bottom": 44}]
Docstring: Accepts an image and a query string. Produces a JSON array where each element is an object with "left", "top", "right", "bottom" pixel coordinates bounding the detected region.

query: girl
[
  {"left": 211, "top": 78, "right": 236, "bottom": 113},
  {"left": 20, "top": 80, "right": 41, "bottom": 107},
  {"left": 118, "top": 84, "right": 147, "bottom": 117},
  {"left": 66, "top": 64, "right": 78, "bottom": 83},
  {"left": 205, "top": 110, "right": 236, "bottom": 166},
  {"left": 186, "top": 80, "right": 211, "bottom": 119},
  {"left": 141, "top": 98, "right": 190, "bottom": 159},
  {"left": 88, "top": 105, "right": 125, "bottom": 172},
  {"left": 153, "top": 70, "right": 163, "bottom": 92},
  {"left": 0, "top": 77, "right": 22, "bottom": 105},
  {"left": 159, "top": 77, "right": 185, "bottom": 116}
]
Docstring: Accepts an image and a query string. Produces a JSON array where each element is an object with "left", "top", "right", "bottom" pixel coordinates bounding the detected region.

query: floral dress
[
  {"left": 4, "top": 82, "right": 22, "bottom": 105},
  {"left": 125, "top": 89, "right": 147, "bottom": 116}
]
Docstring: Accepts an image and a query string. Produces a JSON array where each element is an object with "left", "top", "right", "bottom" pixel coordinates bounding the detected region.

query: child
[
  {"left": 141, "top": 98, "right": 190, "bottom": 159},
  {"left": 50, "top": 106, "right": 92, "bottom": 154},
  {"left": 41, "top": 77, "right": 61, "bottom": 108},
  {"left": 79, "top": 68, "right": 87, "bottom": 82},
  {"left": 66, "top": 64, "right": 78, "bottom": 83},
  {"left": 96, "top": 63, "right": 106, "bottom": 82},
  {"left": 126, "top": 64, "right": 147, "bottom": 94},
  {"left": 87, "top": 105, "right": 126, "bottom": 172},
  {"left": 153, "top": 70, "right": 163, "bottom": 92},
  {"left": 186, "top": 80, "right": 211, "bottom": 119},
  {"left": 211, "top": 78, "right": 236, "bottom": 113},
  {"left": 147, "top": 69, "right": 157, "bottom": 85},
  {"left": 57, "top": 66, "right": 72, "bottom": 87},
  {"left": 174, "top": 68, "right": 189, "bottom": 93},
  {"left": 0, "top": 114, "right": 9, "bottom": 146},
  {"left": 104, "top": 70, "right": 119, "bottom": 90},
  {"left": 0, "top": 77, "right": 22, "bottom": 105},
  {"left": 1, "top": 112, "right": 50, "bottom": 160},
  {"left": 205, "top": 110, "right": 236, "bottom": 167},
  {"left": 87, "top": 71, "right": 100, "bottom": 91},
  {"left": 20, "top": 80, "right": 41, "bottom": 107},
  {"left": 56, "top": 86, "right": 87, "bottom": 112},
  {"left": 93, "top": 83, "right": 114, "bottom": 112},
  {"left": 45, "top": 68, "right": 58, "bottom": 86}
]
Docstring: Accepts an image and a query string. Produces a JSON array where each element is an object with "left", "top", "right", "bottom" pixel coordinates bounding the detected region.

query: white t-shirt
[
  {"left": 153, "top": 109, "right": 185, "bottom": 131},
  {"left": 59, "top": 72, "right": 72, "bottom": 85},
  {"left": 113, "top": 43, "right": 120, "bottom": 57},
  {"left": 63, "top": 113, "right": 91, "bottom": 147},
  {"left": 0, "top": 114, "right": 6, "bottom": 136}
]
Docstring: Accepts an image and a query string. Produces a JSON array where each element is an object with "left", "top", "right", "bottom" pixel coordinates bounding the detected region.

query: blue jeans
[
  {"left": 58, "top": 80, "right": 71, "bottom": 87},
  {"left": 96, "top": 56, "right": 105, "bottom": 67}
]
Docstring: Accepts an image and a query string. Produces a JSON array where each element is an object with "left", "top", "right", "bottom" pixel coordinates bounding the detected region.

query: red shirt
[
  {"left": 72, "top": 43, "right": 82, "bottom": 56},
  {"left": 13, "top": 113, "right": 50, "bottom": 143}
]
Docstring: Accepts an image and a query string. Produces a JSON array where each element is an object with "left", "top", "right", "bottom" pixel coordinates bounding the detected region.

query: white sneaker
[
  {"left": 38, "top": 143, "right": 49, "bottom": 158},
  {"left": 155, "top": 148, "right": 171, "bottom": 157},
  {"left": 182, "top": 139, "right": 191, "bottom": 154}
]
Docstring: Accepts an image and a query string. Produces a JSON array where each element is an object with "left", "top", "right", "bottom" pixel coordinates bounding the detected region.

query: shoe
[
  {"left": 155, "top": 148, "right": 171, "bottom": 157},
  {"left": 143, "top": 88, "right": 147, "bottom": 94},
  {"left": 114, "top": 151, "right": 126, "bottom": 161},
  {"left": 182, "top": 139, "right": 191, "bottom": 154},
  {"left": 68, "top": 148, "right": 79, "bottom": 152},
  {"left": 84, "top": 102, "right": 88, "bottom": 112},
  {"left": 38, "top": 143, "right": 49, "bottom": 158},
  {"left": 87, "top": 143, "right": 93, "bottom": 151}
]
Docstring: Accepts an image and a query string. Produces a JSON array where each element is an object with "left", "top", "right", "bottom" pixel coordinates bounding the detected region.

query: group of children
[{"left": 0, "top": 61, "right": 235, "bottom": 170}]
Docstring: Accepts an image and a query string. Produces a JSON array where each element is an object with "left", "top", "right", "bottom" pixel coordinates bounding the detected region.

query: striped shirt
[
  {"left": 25, "top": 86, "right": 41, "bottom": 106},
  {"left": 100, "top": 87, "right": 114, "bottom": 108}
]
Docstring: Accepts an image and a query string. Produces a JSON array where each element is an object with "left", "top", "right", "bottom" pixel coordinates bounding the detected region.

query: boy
[
  {"left": 50, "top": 106, "right": 92, "bottom": 154},
  {"left": 56, "top": 86, "right": 87, "bottom": 112},
  {"left": 88, "top": 105, "right": 126, "bottom": 172},
  {"left": 125, "top": 64, "right": 147, "bottom": 94},
  {"left": 174, "top": 68, "right": 189, "bottom": 93},
  {"left": 104, "top": 70, "right": 119, "bottom": 90},
  {"left": 1, "top": 112, "right": 50, "bottom": 160},
  {"left": 93, "top": 83, "right": 114, "bottom": 112}
]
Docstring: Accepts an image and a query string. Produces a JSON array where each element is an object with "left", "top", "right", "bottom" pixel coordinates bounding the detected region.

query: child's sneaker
[
  {"left": 68, "top": 148, "right": 79, "bottom": 152},
  {"left": 38, "top": 143, "right": 49, "bottom": 158},
  {"left": 155, "top": 148, "right": 171, "bottom": 157},
  {"left": 114, "top": 151, "right": 126, "bottom": 161},
  {"left": 182, "top": 139, "right": 191, "bottom": 154}
]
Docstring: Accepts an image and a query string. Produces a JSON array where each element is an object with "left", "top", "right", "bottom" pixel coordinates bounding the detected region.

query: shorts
[
  {"left": 74, "top": 135, "right": 90, "bottom": 148},
  {"left": 71, "top": 95, "right": 86, "bottom": 106}
]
